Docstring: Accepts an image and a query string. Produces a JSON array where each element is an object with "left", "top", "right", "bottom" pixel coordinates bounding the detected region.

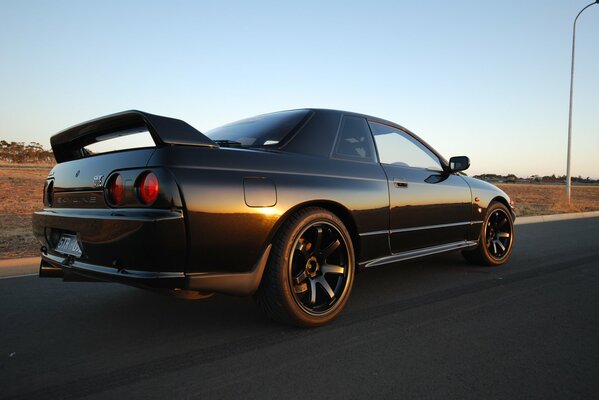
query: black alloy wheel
[
  {"left": 485, "top": 208, "right": 513, "bottom": 260},
  {"left": 289, "top": 221, "right": 351, "bottom": 316},
  {"left": 463, "top": 201, "right": 514, "bottom": 266},
  {"left": 255, "top": 207, "right": 355, "bottom": 327}
]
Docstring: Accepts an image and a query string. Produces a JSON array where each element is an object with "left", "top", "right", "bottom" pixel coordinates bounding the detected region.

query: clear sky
[{"left": 1, "top": 0, "right": 598, "bottom": 178}]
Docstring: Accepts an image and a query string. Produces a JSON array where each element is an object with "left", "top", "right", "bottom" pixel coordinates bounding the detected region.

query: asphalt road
[{"left": 1, "top": 217, "right": 599, "bottom": 400}]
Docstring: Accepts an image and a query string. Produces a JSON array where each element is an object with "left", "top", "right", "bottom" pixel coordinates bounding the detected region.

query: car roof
[{"left": 294, "top": 108, "right": 411, "bottom": 131}]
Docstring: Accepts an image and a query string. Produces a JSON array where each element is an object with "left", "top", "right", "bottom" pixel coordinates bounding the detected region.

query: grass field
[
  {"left": 497, "top": 183, "right": 599, "bottom": 216},
  {"left": 0, "top": 166, "right": 52, "bottom": 259},
  {"left": 1, "top": 166, "right": 598, "bottom": 259}
]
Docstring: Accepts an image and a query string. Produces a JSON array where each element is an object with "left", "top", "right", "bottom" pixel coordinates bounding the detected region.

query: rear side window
[
  {"left": 332, "top": 116, "right": 376, "bottom": 162},
  {"left": 205, "top": 110, "right": 310, "bottom": 146}
]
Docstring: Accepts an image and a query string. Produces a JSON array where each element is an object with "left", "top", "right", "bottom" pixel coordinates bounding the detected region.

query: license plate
[{"left": 55, "top": 234, "right": 82, "bottom": 257}]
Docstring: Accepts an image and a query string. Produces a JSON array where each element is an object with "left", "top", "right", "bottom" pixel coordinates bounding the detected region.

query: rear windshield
[
  {"left": 205, "top": 110, "right": 310, "bottom": 146},
  {"left": 83, "top": 129, "right": 155, "bottom": 155}
]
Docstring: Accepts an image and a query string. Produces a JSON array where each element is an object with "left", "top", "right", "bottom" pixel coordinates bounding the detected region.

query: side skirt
[{"left": 360, "top": 240, "right": 478, "bottom": 269}]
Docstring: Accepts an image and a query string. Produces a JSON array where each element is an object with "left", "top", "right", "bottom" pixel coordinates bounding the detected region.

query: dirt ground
[
  {"left": 0, "top": 166, "right": 51, "bottom": 259},
  {"left": 1, "top": 166, "right": 598, "bottom": 259},
  {"left": 497, "top": 183, "right": 599, "bottom": 217}
]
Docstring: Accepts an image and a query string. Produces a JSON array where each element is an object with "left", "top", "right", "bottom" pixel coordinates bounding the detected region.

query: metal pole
[{"left": 566, "top": 1, "right": 597, "bottom": 204}]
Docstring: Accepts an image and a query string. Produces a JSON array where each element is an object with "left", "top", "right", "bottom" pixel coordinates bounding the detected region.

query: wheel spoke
[
  {"left": 294, "top": 270, "right": 308, "bottom": 284},
  {"left": 309, "top": 279, "right": 317, "bottom": 305},
  {"left": 294, "top": 282, "right": 308, "bottom": 294},
  {"left": 319, "top": 239, "right": 340, "bottom": 259},
  {"left": 317, "top": 276, "right": 335, "bottom": 299},
  {"left": 312, "top": 227, "right": 323, "bottom": 255},
  {"left": 497, "top": 232, "right": 510, "bottom": 239},
  {"left": 321, "top": 264, "right": 344, "bottom": 275},
  {"left": 492, "top": 241, "right": 498, "bottom": 255},
  {"left": 495, "top": 240, "right": 506, "bottom": 252},
  {"left": 296, "top": 241, "right": 309, "bottom": 261}
]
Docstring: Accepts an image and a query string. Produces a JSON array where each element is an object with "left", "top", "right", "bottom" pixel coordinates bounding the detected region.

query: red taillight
[
  {"left": 137, "top": 172, "right": 159, "bottom": 205},
  {"left": 107, "top": 174, "right": 125, "bottom": 205},
  {"left": 45, "top": 180, "right": 53, "bottom": 206}
]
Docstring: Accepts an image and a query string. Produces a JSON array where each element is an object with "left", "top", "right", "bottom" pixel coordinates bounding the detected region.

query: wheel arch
[
  {"left": 268, "top": 200, "right": 361, "bottom": 266},
  {"left": 490, "top": 195, "right": 515, "bottom": 218}
]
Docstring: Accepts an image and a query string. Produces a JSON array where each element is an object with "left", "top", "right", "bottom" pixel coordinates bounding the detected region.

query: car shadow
[{"left": 45, "top": 251, "right": 499, "bottom": 336}]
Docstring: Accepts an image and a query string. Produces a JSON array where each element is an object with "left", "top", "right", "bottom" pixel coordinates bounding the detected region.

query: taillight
[
  {"left": 137, "top": 172, "right": 159, "bottom": 205},
  {"left": 44, "top": 180, "right": 54, "bottom": 206},
  {"left": 107, "top": 174, "right": 125, "bottom": 206}
]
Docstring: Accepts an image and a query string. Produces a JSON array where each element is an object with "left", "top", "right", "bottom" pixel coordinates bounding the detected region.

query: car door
[{"left": 369, "top": 121, "right": 472, "bottom": 253}]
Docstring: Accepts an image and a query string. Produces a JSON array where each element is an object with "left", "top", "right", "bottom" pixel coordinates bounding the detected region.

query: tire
[
  {"left": 462, "top": 201, "right": 515, "bottom": 266},
  {"left": 254, "top": 207, "right": 355, "bottom": 327}
]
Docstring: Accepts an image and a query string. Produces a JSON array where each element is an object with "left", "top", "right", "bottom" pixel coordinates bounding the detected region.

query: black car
[{"left": 33, "top": 109, "right": 515, "bottom": 327}]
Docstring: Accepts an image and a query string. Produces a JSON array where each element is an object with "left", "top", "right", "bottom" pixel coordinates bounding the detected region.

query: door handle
[{"left": 393, "top": 179, "right": 408, "bottom": 188}]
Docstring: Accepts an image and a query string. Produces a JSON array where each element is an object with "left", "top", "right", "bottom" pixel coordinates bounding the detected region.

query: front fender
[{"left": 461, "top": 176, "right": 514, "bottom": 241}]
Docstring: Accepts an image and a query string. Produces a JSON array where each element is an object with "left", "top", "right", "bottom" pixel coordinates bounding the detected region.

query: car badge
[{"left": 93, "top": 175, "right": 104, "bottom": 188}]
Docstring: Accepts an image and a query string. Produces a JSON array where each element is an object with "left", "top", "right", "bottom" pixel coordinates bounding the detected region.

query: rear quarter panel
[{"left": 149, "top": 147, "right": 390, "bottom": 273}]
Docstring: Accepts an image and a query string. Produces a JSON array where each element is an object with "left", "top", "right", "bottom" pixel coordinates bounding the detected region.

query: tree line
[
  {"left": 474, "top": 173, "right": 598, "bottom": 184},
  {"left": 0, "top": 140, "right": 54, "bottom": 164}
]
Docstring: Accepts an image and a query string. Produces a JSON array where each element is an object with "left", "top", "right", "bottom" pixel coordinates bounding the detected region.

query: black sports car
[{"left": 32, "top": 109, "right": 515, "bottom": 326}]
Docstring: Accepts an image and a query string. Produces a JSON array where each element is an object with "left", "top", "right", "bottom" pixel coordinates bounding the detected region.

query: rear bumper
[
  {"left": 32, "top": 208, "right": 187, "bottom": 274},
  {"left": 37, "top": 245, "right": 273, "bottom": 296},
  {"left": 41, "top": 253, "right": 185, "bottom": 289},
  {"left": 33, "top": 208, "right": 272, "bottom": 296}
]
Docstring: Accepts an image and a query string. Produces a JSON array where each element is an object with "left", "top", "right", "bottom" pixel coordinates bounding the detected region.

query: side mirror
[{"left": 449, "top": 156, "right": 470, "bottom": 173}]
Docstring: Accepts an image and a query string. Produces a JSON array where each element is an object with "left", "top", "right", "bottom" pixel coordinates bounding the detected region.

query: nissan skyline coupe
[{"left": 32, "top": 108, "right": 515, "bottom": 327}]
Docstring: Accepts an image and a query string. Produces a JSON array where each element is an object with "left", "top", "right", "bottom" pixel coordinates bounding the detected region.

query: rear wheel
[
  {"left": 462, "top": 201, "right": 514, "bottom": 266},
  {"left": 254, "top": 207, "right": 355, "bottom": 327}
]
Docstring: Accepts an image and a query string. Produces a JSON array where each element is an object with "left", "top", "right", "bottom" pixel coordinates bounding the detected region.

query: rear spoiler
[{"left": 50, "top": 110, "right": 217, "bottom": 163}]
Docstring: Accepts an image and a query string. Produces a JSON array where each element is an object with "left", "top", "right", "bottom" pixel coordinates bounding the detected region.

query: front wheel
[
  {"left": 254, "top": 207, "right": 355, "bottom": 327},
  {"left": 462, "top": 201, "right": 515, "bottom": 266}
]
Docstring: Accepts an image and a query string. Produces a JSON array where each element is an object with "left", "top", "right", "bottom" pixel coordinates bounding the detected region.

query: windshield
[{"left": 205, "top": 110, "right": 310, "bottom": 147}]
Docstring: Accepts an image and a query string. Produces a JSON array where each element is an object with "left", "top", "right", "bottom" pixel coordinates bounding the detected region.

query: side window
[
  {"left": 369, "top": 122, "right": 442, "bottom": 170},
  {"left": 333, "top": 116, "right": 376, "bottom": 162}
]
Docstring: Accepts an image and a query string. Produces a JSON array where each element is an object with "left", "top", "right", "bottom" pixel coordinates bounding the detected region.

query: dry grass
[
  {"left": 0, "top": 166, "right": 51, "bottom": 259},
  {"left": 1, "top": 166, "right": 598, "bottom": 259},
  {"left": 497, "top": 184, "right": 599, "bottom": 217}
]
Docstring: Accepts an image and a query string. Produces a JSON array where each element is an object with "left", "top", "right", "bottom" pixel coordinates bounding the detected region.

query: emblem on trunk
[{"left": 93, "top": 175, "right": 104, "bottom": 188}]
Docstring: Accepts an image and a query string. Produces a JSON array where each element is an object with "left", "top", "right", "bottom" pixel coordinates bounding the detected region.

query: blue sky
[{"left": 1, "top": 0, "right": 598, "bottom": 177}]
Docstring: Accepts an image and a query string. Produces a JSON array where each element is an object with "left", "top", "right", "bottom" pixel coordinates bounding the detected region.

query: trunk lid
[
  {"left": 46, "top": 149, "right": 156, "bottom": 208},
  {"left": 49, "top": 148, "right": 156, "bottom": 191}
]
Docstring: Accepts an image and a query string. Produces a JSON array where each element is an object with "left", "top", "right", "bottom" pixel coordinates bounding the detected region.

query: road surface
[{"left": 1, "top": 217, "right": 599, "bottom": 399}]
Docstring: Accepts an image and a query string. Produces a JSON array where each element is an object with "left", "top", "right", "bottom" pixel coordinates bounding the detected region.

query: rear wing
[{"left": 50, "top": 110, "right": 217, "bottom": 163}]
